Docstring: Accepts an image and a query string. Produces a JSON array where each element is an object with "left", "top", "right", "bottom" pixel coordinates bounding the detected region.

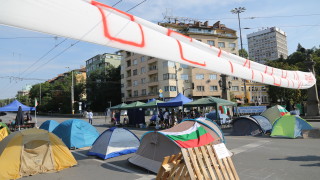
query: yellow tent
[
  {"left": 0, "top": 128, "right": 77, "bottom": 179},
  {"left": 0, "top": 128, "right": 8, "bottom": 141}
]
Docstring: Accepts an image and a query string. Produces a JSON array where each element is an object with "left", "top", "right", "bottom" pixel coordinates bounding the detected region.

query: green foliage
[
  {"left": 238, "top": 48, "right": 248, "bottom": 59},
  {"left": 266, "top": 44, "right": 320, "bottom": 110},
  {"left": 86, "top": 65, "right": 121, "bottom": 112}
]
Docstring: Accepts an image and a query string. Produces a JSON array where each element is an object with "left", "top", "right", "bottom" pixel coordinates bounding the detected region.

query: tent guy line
[{"left": 72, "top": 151, "right": 156, "bottom": 179}]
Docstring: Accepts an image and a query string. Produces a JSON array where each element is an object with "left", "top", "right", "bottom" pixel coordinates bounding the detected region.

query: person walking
[{"left": 88, "top": 110, "right": 93, "bottom": 125}]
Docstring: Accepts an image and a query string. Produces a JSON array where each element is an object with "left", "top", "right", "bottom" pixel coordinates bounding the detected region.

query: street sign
[{"left": 159, "top": 89, "right": 163, "bottom": 93}]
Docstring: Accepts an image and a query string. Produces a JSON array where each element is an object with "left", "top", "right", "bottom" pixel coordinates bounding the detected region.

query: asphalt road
[{"left": 1, "top": 113, "right": 320, "bottom": 180}]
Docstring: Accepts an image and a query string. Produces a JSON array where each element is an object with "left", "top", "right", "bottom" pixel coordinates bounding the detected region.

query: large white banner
[{"left": 0, "top": 0, "right": 316, "bottom": 89}]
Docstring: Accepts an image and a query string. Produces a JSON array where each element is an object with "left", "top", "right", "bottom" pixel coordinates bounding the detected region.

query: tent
[
  {"left": 137, "top": 100, "right": 164, "bottom": 108},
  {"left": 0, "top": 128, "right": 77, "bottom": 179},
  {"left": 0, "top": 122, "right": 10, "bottom": 141},
  {"left": 232, "top": 115, "right": 272, "bottom": 136},
  {"left": 0, "top": 99, "right": 35, "bottom": 111},
  {"left": 261, "top": 105, "right": 289, "bottom": 124},
  {"left": 119, "top": 101, "right": 146, "bottom": 109},
  {"left": 271, "top": 115, "right": 313, "bottom": 138},
  {"left": 88, "top": 127, "right": 140, "bottom": 159},
  {"left": 39, "top": 120, "right": 60, "bottom": 132},
  {"left": 52, "top": 119, "right": 99, "bottom": 149},
  {"left": 128, "top": 119, "right": 224, "bottom": 173},
  {"left": 185, "top": 96, "right": 236, "bottom": 119},
  {"left": 109, "top": 103, "right": 127, "bottom": 110},
  {"left": 157, "top": 93, "right": 192, "bottom": 107}
]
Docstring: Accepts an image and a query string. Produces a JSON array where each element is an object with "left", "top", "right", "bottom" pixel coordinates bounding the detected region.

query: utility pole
[
  {"left": 66, "top": 67, "right": 75, "bottom": 114},
  {"left": 231, "top": 7, "right": 248, "bottom": 103}
]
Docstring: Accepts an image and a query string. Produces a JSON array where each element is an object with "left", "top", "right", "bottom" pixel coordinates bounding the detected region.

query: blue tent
[
  {"left": 88, "top": 127, "right": 140, "bottom": 159},
  {"left": 52, "top": 119, "right": 99, "bottom": 149},
  {"left": 157, "top": 93, "right": 192, "bottom": 107},
  {"left": 39, "top": 120, "right": 59, "bottom": 132},
  {"left": 0, "top": 100, "right": 35, "bottom": 111}
]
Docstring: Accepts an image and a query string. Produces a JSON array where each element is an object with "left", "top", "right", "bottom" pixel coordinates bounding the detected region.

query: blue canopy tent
[
  {"left": 157, "top": 93, "right": 192, "bottom": 107},
  {"left": 0, "top": 100, "right": 35, "bottom": 112}
]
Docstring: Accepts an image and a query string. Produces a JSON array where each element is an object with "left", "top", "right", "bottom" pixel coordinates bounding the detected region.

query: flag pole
[{"left": 35, "top": 98, "right": 38, "bottom": 128}]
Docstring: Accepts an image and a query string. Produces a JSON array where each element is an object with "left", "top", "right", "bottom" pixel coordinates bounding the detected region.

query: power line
[{"left": 0, "top": 36, "right": 58, "bottom": 39}]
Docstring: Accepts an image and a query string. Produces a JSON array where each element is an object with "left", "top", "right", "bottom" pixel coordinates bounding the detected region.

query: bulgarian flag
[
  {"left": 161, "top": 123, "right": 214, "bottom": 148},
  {"left": 279, "top": 106, "right": 289, "bottom": 116}
]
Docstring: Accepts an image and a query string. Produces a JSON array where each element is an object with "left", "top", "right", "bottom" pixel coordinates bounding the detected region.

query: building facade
[
  {"left": 120, "top": 21, "right": 269, "bottom": 104},
  {"left": 247, "top": 27, "right": 288, "bottom": 64},
  {"left": 85, "top": 53, "right": 121, "bottom": 77}
]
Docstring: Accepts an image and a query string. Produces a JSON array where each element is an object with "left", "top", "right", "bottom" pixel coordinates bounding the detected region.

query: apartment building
[
  {"left": 247, "top": 27, "right": 288, "bottom": 64},
  {"left": 85, "top": 53, "right": 121, "bottom": 77},
  {"left": 121, "top": 20, "right": 268, "bottom": 104}
]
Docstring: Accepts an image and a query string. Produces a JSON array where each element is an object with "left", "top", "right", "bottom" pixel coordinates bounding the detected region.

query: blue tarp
[
  {"left": 157, "top": 93, "right": 192, "bottom": 107},
  {"left": 52, "top": 119, "right": 99, "bottom": 149},
  {"left": 0, "top": 100, "right": 35, "bottom": 111},
  {"left": 234, "top": 106, "right": 267, "bottom": 114}
]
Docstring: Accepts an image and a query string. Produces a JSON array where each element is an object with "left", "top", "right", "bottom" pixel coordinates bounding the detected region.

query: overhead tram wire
[{"left": 1, "top": 0, "right": 148, "bottom": 98}]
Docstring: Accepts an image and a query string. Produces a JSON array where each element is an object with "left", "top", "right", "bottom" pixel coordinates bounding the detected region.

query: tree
[
  {"left": 238, "top": 48, "right": 248, "bottom": 59},
  {"left": 86, "top": 65, "right": 121, "bottom": 112}
]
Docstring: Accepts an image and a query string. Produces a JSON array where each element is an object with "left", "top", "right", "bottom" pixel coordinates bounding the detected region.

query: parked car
[{"left": 205, "top": 110, "right": 231, "bottom": 125}]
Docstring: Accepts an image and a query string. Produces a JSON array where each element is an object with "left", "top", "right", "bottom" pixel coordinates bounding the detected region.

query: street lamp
[
  {"left": 66, "top": 67, "right": 75, "bottom": 115},
  {"left": 231, "top": 7, "right": 248, "bottom": 103}
]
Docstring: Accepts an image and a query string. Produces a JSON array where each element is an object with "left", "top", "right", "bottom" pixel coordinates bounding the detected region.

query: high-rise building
[
  {"left": 247, "top": 27, "right": 288, "bottom": 64},
  {"left": 120, "top": 20, "right": 268, "bottom": 104},
  {"left": 85, "top": 53, "right": 121, "bottom": 77}
]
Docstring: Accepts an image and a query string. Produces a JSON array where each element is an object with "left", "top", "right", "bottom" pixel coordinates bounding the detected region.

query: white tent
[{"left": 88, "top": 127, "right": 140, "bottom": 159}]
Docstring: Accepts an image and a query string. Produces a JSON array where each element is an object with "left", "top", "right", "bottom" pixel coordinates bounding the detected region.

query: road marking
[
  {"left": 72, "top": 151, "right": 156, "bottom": 179},
  {"left": 230, "top": 140, "right": 270, "bottom": 155}
]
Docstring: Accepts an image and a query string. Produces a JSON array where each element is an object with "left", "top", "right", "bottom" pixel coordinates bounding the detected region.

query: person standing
[{"left": 88, "top": 110, "right": 93, "bottom": 125}]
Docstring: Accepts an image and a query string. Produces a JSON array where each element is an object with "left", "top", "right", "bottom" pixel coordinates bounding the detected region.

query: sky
[{"left": 0, "top": 0, "right": 319, "bottom": 99}]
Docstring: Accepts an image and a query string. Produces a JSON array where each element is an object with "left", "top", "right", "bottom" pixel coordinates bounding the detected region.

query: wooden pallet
[{"left": 157, "top": 144, "right": 239, "bottom": 180}]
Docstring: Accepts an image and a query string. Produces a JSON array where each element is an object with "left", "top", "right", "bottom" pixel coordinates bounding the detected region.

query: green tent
[
  {"left": 261, "top": 105, "right": 289, "bottom": 124},
  {"left": 271, "top": 115, "right": 313, "bottom": 138},
  {"left": 184, "top": 96, "right": 236, "bottom": 119},
  {"left": 119, "top": 101, "right": 146, "bottom": 109},
  {"left": 137, "top": 100, "right": 164, "bottom": 108},
  {"left": 184, "top": 96, "right": 236, "bottom": 107},
  {"left": 109, "top": 103, "right": 127, "bottom": 110}
]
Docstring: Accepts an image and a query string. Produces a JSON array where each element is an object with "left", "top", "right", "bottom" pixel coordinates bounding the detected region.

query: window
[
  {"left": 164, "top": 86, "right": 169, "bottom": 92},
  {"left": 197, "top": 86, "right": 205, "bottom": 91},
  {"left": 133, "top": 59, "right": 138, "bottom": 65},
  {"left": 207, "top": 40, "right": 215, "bottom": 46},
  {"left": 231, "top": 86, "right": 239, "bottom": 91},
  {"left": 133, "top": 80, "right": 138, "bottom": 86},
  {"left": 163, "top": 61, "right": 175, "bottom": 68},
  {"left": 126, "top": 60, "right": 131, "bottom": 67},
  {"left": 218, "top": 42, "right": 225, "bottom": 48},
  {"left": 133, "top": 69, "right": 138, "bottom": 76},
  {"left": 196, "top": 74, "right": 204, "bottom": 80},
  {"left": 232, "top": 76, "right": 239, "bottom": 80},
  {"left": 210, "top": 86, "right": 218, "bottom": 91},
  {"left": 170, "top": 86, "right": 177, "bottom": 91},
  {"left": 141, "top": 89, "right": 146, "bottom": 95},
  {"left": 241, "top": 86, "right": 244, "bottom": 91},
  {"left": 141, "top": 78, "right": 146, "bottom": 84},
  {"left": 181, "top": 74, "right": 189, "bottom": 80},
  {"left": 121, "top": 74, "right": 124, "bottom": 79},
  {"left": 163, "top": 73, "right": 176, "bottom": 80},
  {"left": 180, "top": 64, "right": 189, "bottom": 69},
  {"left": 209, "top": 74, "right": 217, "bottom": 80},
  {"left": 229, "top": 43, "right": 236, "bottom": 48},
  {"left": 134, "top": 90, "right": 138, "bottom": 97},
  {"left": 141, "top": 67, "right": 146, "bottom": 74},
  {"left": 141, "top": 56, "right": 145, "bottom": 62}
]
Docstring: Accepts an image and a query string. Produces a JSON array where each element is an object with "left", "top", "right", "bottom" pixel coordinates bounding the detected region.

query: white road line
[
  {"left": 230, "top": 140, "right": 270, "bottom": 155},
  {"left": 72, "top": 151, "right": 156, "bottom": 179}
]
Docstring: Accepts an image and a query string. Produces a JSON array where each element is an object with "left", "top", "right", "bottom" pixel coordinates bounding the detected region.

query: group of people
[{"left": 153, "top": 108, "right": 204, "bottom": 129}]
